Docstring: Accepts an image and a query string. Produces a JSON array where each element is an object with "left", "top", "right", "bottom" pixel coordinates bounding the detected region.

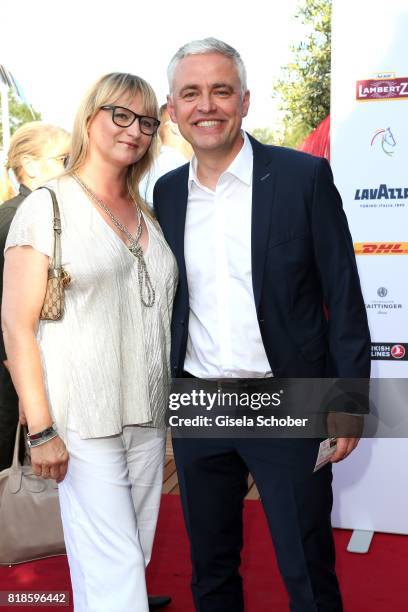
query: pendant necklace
[{"left": 72, "top": 173, "right": 155, "bottom": 307}]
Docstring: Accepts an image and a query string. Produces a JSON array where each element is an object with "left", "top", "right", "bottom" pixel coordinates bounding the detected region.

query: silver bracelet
[{"left": 27, "top": 425, "right": 58, "bottom": 448}]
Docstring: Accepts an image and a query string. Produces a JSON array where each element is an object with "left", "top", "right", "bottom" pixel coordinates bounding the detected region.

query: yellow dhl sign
[{"left": 354, "top": 242, "right": 408, "bottom": 254}]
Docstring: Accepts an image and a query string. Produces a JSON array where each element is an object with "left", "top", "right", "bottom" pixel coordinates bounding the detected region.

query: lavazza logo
[
  {"left": 354, "top": 184, "right": 407, "bottom": 208},
  {"left": 371, "top": 343, "right": 408, "bottom": 361},
  {"left": 356, "top": 73, "right": 408, "bottom": 101},
  {"left": 354, "top": 242, "right": 408, "bottom": 255},
  {"left": 365, "top": 287, "right": 403, "bottom": 315}
]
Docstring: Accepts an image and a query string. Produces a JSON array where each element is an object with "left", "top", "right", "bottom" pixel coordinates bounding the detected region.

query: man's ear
[
  {"left": 242, "top": 90, "right": 250, "bottom": 118},
  {"left": 167, "top": 94, "right": 178, "bottom": 124}
]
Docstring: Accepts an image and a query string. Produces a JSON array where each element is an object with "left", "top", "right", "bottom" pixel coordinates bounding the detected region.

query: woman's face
[
  {"left": 37, "top": 135, "right": 70, "bottom": 181},
  {"left": 20, "top": 134, "right": 70, "bottom": 189},
  {"left": 87, "top": 92, "right": 153, "bottom": 169}
]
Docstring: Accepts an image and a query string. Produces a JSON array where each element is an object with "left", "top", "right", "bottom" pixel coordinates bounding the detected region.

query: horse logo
[{"left": 371, "top": 127, "right": 397, "bottom": 156}]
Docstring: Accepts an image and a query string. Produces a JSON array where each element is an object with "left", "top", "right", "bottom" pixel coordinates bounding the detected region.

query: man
[
  {"left": 154, "top": 38, "right": 370, "bottom": 612},
  {"left": 139, "top": 103, "right": 192, "bottom": 206}
]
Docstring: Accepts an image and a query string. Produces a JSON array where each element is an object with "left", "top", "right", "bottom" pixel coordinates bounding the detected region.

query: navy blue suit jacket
[{"left": 153, "top": 135, "right": 370, "bottom": 383}]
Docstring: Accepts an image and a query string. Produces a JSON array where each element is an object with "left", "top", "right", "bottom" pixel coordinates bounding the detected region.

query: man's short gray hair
[{"left": 167, "top": 37, "right": 248, "bottom": 95}]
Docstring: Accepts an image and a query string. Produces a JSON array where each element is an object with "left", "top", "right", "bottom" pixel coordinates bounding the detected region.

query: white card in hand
[{"left": 314, "top": 438, "right": 337, "bottom": 472}]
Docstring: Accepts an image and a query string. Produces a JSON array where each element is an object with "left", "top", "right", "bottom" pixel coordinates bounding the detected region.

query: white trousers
[{"left": 58, "top": 426, "right": 166, "bottom": 612}]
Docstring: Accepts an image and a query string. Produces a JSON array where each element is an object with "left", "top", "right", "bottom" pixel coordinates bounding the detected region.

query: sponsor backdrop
[{"left": 331, "top": 0, "right": 408, "bottom": 534}]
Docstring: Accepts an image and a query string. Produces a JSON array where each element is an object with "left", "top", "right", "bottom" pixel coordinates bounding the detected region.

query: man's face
[{"left": 167, "top": 52, "right": 250, "bottom": 159}]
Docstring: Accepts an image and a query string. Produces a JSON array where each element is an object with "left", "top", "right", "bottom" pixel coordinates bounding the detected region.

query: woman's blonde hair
[
  {"left": 65, "top": 72, "right": 159, "bottom": 216},
  {"left": 0, "top": 121, "right": 69, "bottom": 203}
]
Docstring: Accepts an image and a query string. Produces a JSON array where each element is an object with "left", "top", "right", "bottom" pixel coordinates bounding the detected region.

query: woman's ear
[{"left": 20, "top": 156, "right": 40, "bottom": 180}]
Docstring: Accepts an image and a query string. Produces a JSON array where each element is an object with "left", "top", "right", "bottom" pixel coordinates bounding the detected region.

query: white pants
[{"left": 58, "top": 426, "right": 166, "bottom": 612}]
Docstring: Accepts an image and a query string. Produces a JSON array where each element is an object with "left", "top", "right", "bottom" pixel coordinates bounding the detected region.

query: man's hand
[
  {"left": 330, "top": 437, "right": 359, "bottom": 463},
  {"left": 326, "top": 412, "right": 364, "bottom": 463}
]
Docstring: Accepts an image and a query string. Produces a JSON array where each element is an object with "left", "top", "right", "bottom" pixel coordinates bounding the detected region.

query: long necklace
[{"left": 72, "top": 173, "right": 155, "bottom": 307}]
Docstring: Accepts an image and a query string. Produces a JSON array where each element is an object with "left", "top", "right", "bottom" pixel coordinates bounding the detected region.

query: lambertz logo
[
  {"left": 357, "top": 76, "right": 408, "bottom": 101},
  {"left": 354, "top": 242, "right": 408, "bottom": 255},
  {"left": 365, "top": 288, "right": 403, "bottom": 315},
  {"left": 371, "top": 127, "right": 396, "bottom": 156},
  {"left": 371, "top": 343, "right": 408, "bottom": 360},
  {"left": 354, "top": 184, "right": 407, "bottom": 208}
]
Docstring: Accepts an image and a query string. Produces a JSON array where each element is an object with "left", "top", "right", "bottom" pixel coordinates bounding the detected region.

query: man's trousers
[{"left": 173, "top": 435, "right": 342, "bottom": 612}]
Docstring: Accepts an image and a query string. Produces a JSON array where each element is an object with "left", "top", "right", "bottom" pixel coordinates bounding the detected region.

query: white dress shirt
[{"left": 183, "top": 132, "right": 272, "bottom": 379}]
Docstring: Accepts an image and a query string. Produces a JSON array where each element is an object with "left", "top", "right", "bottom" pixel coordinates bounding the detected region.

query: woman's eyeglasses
[
  {"left": 100, "top": 105, "right": 160, "bottom": 136},
  {"left": 45, "top": 154, "right": 70, "bottom": 168}
]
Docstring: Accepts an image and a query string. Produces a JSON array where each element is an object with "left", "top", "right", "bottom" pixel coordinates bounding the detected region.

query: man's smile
[{"left": 194, "top": 120, "right": 223, "bottom": 127}]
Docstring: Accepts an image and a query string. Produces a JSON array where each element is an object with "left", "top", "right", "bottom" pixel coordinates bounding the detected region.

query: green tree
[
  {"left": 274, "top": 0, "right": 331, "bottom": 148},
  {"left": 250, "top": 127, "right": 276, "bottom": 145},
  {"left": 0, "top": 89, "right": 41, "bottom": 142}
]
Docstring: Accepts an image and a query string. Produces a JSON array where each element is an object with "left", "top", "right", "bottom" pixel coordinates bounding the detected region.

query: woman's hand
[{"left": 30, "top": 436, "right": 69, "bottom": 483}]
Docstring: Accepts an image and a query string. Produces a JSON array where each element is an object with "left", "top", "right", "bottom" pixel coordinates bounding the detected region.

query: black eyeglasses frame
[{"left": 100, "top": 105, "right": 160, "bottom": 136}]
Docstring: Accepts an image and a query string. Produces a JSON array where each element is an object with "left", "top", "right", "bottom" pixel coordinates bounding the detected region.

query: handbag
[
  {"left": 0, "top": 422, "right": 66, "bottom": 565},
  {"left": 38, "top": 186, "right": 71, "bottom": 321}
]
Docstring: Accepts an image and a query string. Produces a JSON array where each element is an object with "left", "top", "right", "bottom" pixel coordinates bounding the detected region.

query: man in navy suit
[{"left": 154, "top": 38, "right": 370, "bottom": 612}]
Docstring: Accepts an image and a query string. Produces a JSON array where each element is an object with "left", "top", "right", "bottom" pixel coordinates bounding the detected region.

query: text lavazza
[
  {"left": 355, "top": 184, "right": 408, "bottom": 200},
  {"left": 169, "top": 415, "right": 309, "bottom": 428}
]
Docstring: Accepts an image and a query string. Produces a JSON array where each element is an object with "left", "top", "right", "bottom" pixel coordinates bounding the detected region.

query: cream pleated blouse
[{"left": 5, "top": 176, "right": 178, "bottom": 441}]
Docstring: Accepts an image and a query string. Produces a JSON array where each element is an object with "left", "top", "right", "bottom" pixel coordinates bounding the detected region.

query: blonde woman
[
  {"left": 2, "top": 74, "right": 177, "bottom": 612},
  {"left": 0, "top": 121, "right": 69, "bottom": 204},
  {"left": 0, "top": 122, "right": 70, "bottom": 471}
]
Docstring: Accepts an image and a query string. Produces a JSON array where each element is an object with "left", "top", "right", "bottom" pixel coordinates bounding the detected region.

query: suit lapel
[
  {"left": 168, "top": 165, "right": 189, "bottom": 284},
  {"left": 249, "top": 135, "right": 276, "bottom": 311}
]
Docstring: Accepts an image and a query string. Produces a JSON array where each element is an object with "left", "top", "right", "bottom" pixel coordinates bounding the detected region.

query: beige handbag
[
  {"left": 0, "top": 423, "right": 66, "bottom": 565},
  {"left": 39, "top": 186, "right": 71, "bottom": 321}
]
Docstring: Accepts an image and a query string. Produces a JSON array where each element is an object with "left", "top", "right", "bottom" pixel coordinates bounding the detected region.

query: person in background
[
  {"left": 2, "top": 74, "right": 176, "bottom": 612},
  {"left": 139, "top": 103, "right": 192, "bottom": 206},
  {"left": 0, "top": 121, "right": 70, "bottom": 471}
]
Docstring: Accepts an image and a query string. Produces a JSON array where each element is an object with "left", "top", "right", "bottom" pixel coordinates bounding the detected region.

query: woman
[
  {"left": 0, "top": 122, "right": 70, "bottom": 471},
  {"left": 0, "top": 121, "right": 70, "bottom": 205},
  {"left": 2, "top": 74, "right": 177, "bottom": 612}
]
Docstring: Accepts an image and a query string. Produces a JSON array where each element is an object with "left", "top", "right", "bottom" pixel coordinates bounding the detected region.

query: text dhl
[{"left": 354, "top": 242, "right": 408, "bottom": 255}]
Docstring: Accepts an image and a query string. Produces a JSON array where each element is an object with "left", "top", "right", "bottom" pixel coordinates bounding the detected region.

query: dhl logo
[{"left": 354, "top": 242, "right": 408, "bottom": 254}]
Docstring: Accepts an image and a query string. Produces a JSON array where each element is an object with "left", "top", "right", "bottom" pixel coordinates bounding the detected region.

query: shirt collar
[{"left": 188, "top": 131, "right": 253, "bottom": 190}]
